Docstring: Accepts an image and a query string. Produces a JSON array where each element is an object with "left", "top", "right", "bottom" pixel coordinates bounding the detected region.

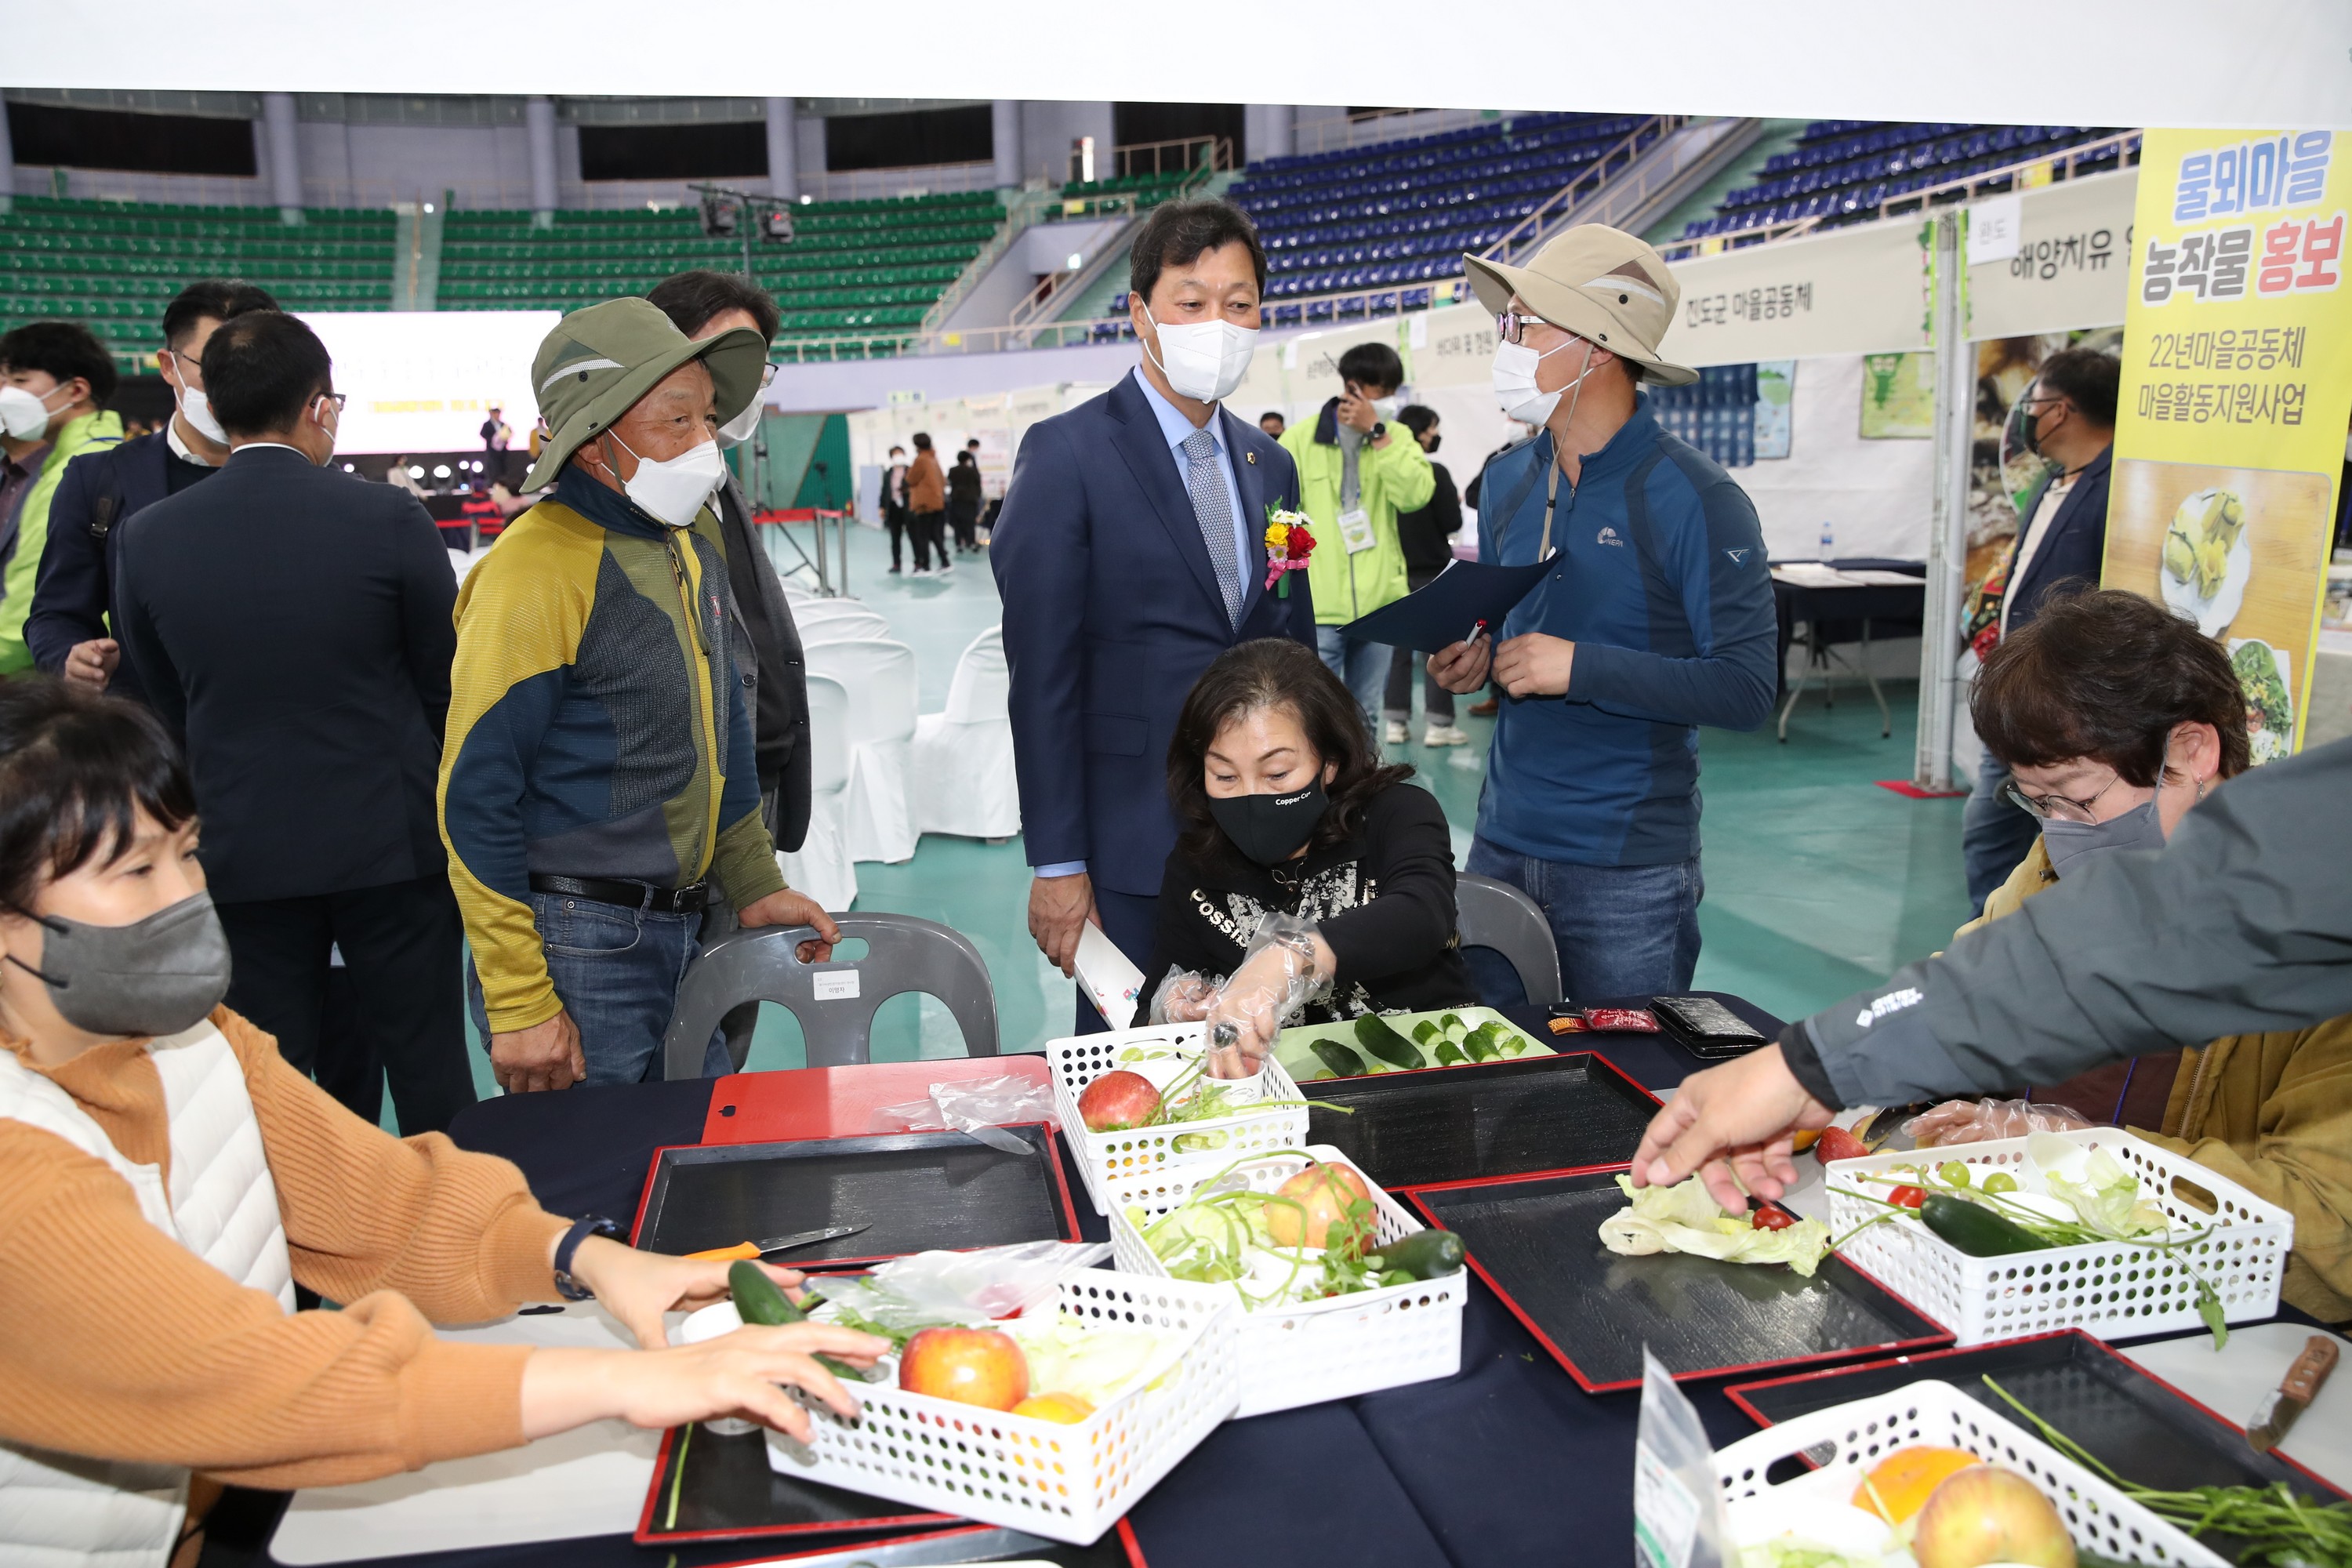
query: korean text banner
[
  {"left": 1967, "top": 169, "right": 2138, "bottom": 339},
  {"left": 1664, "top": 220, "right": 1932, "bottom": 368},
  {"left": 2105, "top": 128, "right": 2349, "bottom": 762}
]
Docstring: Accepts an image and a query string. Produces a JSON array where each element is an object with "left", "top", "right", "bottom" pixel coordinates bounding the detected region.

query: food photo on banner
[{"left": 2107, "top": 127, "right": 2351, "bottom": 761}]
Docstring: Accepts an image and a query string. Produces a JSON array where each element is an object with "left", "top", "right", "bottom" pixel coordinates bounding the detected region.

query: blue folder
[{"left": 1338, "top": 554, "right": 1559, "bottom": 651}]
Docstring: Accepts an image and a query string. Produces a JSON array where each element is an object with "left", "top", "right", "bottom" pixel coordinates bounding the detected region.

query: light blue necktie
[{"left": 1181, "top": 428, "right": 1243, "bottom": 627}]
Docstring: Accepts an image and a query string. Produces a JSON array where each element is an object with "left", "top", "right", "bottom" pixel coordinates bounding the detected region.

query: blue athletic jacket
[{"left": 1475, "top": 394, "right": 1777, "bottom": 867}]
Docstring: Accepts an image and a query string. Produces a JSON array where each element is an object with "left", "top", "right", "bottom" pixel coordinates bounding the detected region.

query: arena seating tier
[
  {"left": 0, "top": 195, "right": 395, "bottom": 358},
  {"left": 1682, "top": 121, "right": 2129, "bottom": 240},
  {"left": 1228, "top": 113, "right": 1664, "bottom": 323}
]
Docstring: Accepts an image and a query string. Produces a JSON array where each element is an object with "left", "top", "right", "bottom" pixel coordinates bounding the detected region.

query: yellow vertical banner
[{"left": 2107, "top": 129, "right": 2350, "bottom": 761}]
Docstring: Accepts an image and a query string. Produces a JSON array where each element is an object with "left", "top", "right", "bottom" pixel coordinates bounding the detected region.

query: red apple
[
  {"left": 1265, "top": 1163, "right": 1375, "bottom": 1250},
  {"left": 1078, "top": 1069, "right": 1161, "bottom": 1132},
  {"left": 898, "top": 1327, "right": 1029, "bottom": 1411}
]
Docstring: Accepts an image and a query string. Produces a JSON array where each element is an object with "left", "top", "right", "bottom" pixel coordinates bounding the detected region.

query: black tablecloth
[
  {"left": 252, "top": 996, "right": 1789, "bottom": 1568},
  {"left": 1770, "top": 559, "right": 1926, "bottom": 699}
]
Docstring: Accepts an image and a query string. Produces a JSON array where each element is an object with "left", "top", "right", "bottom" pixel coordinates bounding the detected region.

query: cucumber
[
  {"left": 1354, "top": 1014, "right": 1424, "bottom": 1069},
  {"left": 1462, "top": 1023, "right": 1502, "bottom": 1062},
  {"left": 1439, "top": 1013, "right": 1467, "bottom": 1036},
  {"left": 1435, "top": 1041, "right": 1467, "bottom": 1067},
  {"left": 1366, "top": 1229, "right": 1465, "bottom": 1279},
  {"left": 1919, "top": 1192, "right": 2047, "bottom": 1257},
  {"left": 728, "top": 1260, "right": 879, "bottom": 1381},
  {"left": 1410, "top": 1019, "right": 1441, "bottom": 1046},
  {"left": 1312, "top": 1039, "right": 1369, "bottom": 1078}
]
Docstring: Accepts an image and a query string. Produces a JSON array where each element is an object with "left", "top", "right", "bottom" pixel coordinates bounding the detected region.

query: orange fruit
[
  {"left": 1011, "top": 1392, "right": 1094, "bottom": 1425},
  {"left": 1853, "top": 1446, "right": 1981, "bottom": 1523}
]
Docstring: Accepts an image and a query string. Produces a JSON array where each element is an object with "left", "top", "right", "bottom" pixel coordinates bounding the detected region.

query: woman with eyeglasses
[{"left": 1933, "top": 586, "right": 2352, "bottom": 1322}]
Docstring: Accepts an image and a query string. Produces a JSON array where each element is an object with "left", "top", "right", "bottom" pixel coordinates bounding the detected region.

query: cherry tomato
[
  {"left": 1887, "top": 1185, "right": 1928, "bottom": 1210},
  {"left": 1751, "top": 1207, "right": 1796, "bottom": 1231},
  {"left": 1814, "top": 1127, "right": 1871, "bottom": 1164}
]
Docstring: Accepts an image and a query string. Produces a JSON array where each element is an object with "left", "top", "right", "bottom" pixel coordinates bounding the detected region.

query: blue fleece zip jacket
[{"left": 1476, "top": 394, "right": 1777, "bottom": 867}]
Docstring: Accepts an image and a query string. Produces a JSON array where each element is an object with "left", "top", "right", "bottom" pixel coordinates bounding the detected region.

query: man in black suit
[
  {"left": 27, "top": 280, "right": 279, "bottom": 703},
  {"left": 1961, "top": 346, "right": 2120, "bottom": 914},
  {"left": 117, "top": 310, "right": 474, "bottom": 1133},
  {"left": 992, "top": 199, "right": 1315, "bottom": 1031}
]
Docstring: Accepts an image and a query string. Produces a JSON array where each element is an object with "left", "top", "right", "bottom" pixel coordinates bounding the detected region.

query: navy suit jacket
[
  {"left": 26, "top": 430, "right": 178, "bottom": 706},
  {"left": 992, "top": 374, "right": 1316, "bottom": 896},
  {"left": 2004, "top": 445, "right": 2112, "bottom": 635}
]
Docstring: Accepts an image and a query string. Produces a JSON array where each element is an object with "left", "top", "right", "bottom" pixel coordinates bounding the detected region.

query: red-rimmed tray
[
  {"left": 1301, "top": 1049, "right": 1663, "bottom": 1190},
  {"left": 702, "top": 1519, "right": 1149, "bottom": 1565},
  {"left": 634, "top": 1417, "right": 953, "bottom": 1547},
  {"left": 1404, "top": 1167, "right": 1950, "bottom": 1393},
  {"left": 701, "top": 1058, "right": 1055, "bottom": 1146},
  {"left": 627, "top": 1125, "right": 1083, "bottom": 1267},
  {"left": 1724, "top": 1329, "right": 2348, "bottom": 1537}
]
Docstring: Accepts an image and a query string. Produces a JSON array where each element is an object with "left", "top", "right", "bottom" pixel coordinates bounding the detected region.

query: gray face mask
[
  {"left": 7, "top": 891, "right": 232, "bottom": 1038},
  {"left": 2038, "top": 774, "right": 2166, "bottom": 877}
]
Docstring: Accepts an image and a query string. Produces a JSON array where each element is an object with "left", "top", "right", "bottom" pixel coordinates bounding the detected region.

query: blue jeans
[
  {"left": 467, "top": 891, "right": 731, "bottom": 1087},
  {"left": 1465, "top": 838, "right": 1703, "bottom": 1004},
  {"left": 1316, "top": 626, "right": 1392, "bottom": 734},
  {"left": 1961, "top": 747, "right": 2041, "bottom": 916}
]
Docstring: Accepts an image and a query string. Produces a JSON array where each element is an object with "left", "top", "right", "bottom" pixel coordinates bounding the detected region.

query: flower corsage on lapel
[{"left": 1262, "top": 506, "right": 1316, "bottom": 598}]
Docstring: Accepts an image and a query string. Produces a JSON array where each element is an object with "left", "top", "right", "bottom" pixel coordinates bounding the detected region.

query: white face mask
[
  {"left": 1370, "top": 394, "right": 1403, "bottom": 422},
  {"left": 716, "top": 364, "right": 776, "bottom": 448},
  {"left": 608, "top": 430, "right": 725, "bottom": 528},
  {"left": 165, "top": 354, "right": 227, "bottom": 445},
  {"left": 1143, "top": 306, "right": 1258, "bottom": 404},
  {"left": 1490, "top": 336, "right": 1599, "bottom": 427},
  {"left": 0, "top": 382, "right": 71, "bottom": 442}
]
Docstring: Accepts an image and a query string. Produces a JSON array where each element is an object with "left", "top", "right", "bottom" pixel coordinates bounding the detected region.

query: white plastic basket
[
  {"left": 1048, "top": 1022, "right": 1310, "bottom": 1216},
  {"left": 763, "top": 1268, "right": 1238, "bottom": 1545},
  {"left": 1824, "top": 1127, "right": 2291, "bottom": 1346},
  {"left": 1108, "top": 1145, "right": 1465, "bottom": 1417},
  {"left": 1713, "top": 1377, "right": 2227, "bottom": 1566}
]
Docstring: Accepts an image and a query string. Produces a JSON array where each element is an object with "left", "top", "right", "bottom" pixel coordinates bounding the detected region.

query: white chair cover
[
  {"left": 797, "top": 609, "right": 894, "bottom": 647},
  {"left": 909, "top": 624, "right": 1019, "bottom": 840},
  {"left": 775, "top": 672, "right": 858, "bottom": 912},
  {"left": 803, "top": 637, "right": 920, "bottom": 864}
]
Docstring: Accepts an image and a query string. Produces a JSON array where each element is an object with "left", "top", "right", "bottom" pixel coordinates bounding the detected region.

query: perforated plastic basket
[
  {"left": 1714, "top": 1377, "right": 2227, "bottom": 1566},
  {"left": 763, "top": 1268, "right": 1238, "bottom": 1545},
  {"left": 1049, "top": 1022, "right": 1310, "bottom": 1217},
  {"left": 1108, "top": 1145, "right": 1465, "bottom": 1417},
  {"left": 1824, "top": 1127, "right": 2290, "bottom": 1345}
]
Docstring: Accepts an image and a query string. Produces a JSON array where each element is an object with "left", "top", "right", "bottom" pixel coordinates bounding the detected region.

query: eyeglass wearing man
[
  {"left": 1425, "top": 225, "right": 1777, "bottom": 1004},
  {"left": 0, "top": 321, "right": 121, "bottom": 677},
  {"left": 1958, "top": 347, "right": 2119, "bottom": 918}
]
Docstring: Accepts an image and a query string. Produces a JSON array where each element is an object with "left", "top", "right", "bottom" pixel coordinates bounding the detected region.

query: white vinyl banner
[
  {"left": 297, "top": 310, "right": 558, "bottom": 456},
  {"left": 1965, "top": 169, "right": 2138, "bottom": 339},
  {"left": 1665, "top": 220, "right": 1935, "bottom": 368}
]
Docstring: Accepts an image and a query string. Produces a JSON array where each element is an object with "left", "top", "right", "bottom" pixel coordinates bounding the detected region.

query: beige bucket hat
[
  {"left": 523, "top": 298, "right": 768, "bottom": 491},
  {"left": 1463, "top": 224, "right": 1698, "bottom": 387}
]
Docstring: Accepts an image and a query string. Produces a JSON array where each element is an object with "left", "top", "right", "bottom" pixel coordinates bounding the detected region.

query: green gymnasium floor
[{"left": 448, "top": 519, "right": 1972, "bottom": 1110}]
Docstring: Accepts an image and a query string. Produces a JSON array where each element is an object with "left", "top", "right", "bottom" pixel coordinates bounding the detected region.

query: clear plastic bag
[
  {"left": 1902, "top": 1096, "right": 2095, "bottom": 1148},
  {"left": 803, "top": 1240, "right": 1112, "bottom": 1333},
  {"left": 1634, "top": 1346, "right": 1732, "bottom": 1568},
  {"left": 872, "top": 1074, "right": 1056, "bottom": 1156}
]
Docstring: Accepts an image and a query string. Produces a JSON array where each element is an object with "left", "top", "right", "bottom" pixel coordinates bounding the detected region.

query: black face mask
[
  {"left": 1207, "top": 779, "right": 1330, "bottom": 866},
  {"left": 1422, "top": 433, "right": 1442, "bottom": 453}
]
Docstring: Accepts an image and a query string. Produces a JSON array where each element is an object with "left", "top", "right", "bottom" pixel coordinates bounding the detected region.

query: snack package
[
  {"left": 1584, "top": 1007, "right": 1661, "bottom": 1033},
  {"left": 1902, "top": 1096, "right": 2095, "bottom": 1147},
  {"left": 1547, "top": 1014, "right": 1591, "bottom": 1035}
]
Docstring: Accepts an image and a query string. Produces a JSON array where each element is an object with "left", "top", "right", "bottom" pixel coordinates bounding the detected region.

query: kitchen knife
[
  {"left": 685, "top": 1221, "right": 870, "bottom": 1262},
  {"left": 2246, "top": 1334, "right": 2339, "bottom": 1450}
]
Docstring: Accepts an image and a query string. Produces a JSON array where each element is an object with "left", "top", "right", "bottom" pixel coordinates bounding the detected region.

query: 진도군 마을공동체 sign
[{"left": 2104, "top": 128, "right": 2350, "bottom": 765}]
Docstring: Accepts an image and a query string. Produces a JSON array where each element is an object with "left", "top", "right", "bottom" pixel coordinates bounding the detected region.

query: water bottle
[{"left": 1819, "top": 521, "right": 1835, "bottom": 564}]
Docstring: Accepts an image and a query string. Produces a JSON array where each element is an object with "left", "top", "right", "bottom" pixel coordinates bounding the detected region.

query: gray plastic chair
[
  {"left": 1454, "top": 873, "right": 1565, "bottom": 1007},
  {"left": 662, "top": 913, "right": 1000, "bottom": 1079}
]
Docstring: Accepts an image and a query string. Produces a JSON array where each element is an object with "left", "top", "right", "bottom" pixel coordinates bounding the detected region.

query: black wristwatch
[{"left": 553, "top": 1215, "right": 620, "bottom": 1301}]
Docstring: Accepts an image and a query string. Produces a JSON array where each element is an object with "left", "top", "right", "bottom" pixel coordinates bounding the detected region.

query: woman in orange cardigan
[{"left": 0, "top": 677, "right": 884, "bottom": 1566}]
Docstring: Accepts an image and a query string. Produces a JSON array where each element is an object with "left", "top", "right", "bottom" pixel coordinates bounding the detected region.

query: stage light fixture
[
  {"left": 758, "top": 205, "right": 794, "bottom": 242},
  {"left": 433, "top": 465, "right": 452, "bottom": 479},
  {"left": 408, "top": 465, "right": 425, "bottom": 479},
  {"left": 699, "top": 194, "right": 739, "bottom": 238}
]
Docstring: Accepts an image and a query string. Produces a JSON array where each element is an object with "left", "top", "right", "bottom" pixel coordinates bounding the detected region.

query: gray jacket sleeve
[{"left": 1789, "top": 735, "right": 2352, "bottom": 1109}]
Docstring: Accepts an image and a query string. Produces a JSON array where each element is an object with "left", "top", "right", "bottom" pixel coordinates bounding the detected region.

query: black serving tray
[
  {"left": 636, "top": 1418, "right": 952, "bottom": 1546},
  {"left": 1406, "top": 1168, "right": 1950, "bottom": 1393},
  {"left": 709, "top": 1519, "right": 1149, "bottom": 1566},
  {"left": 1304, "top": 1051, "right": 1661, "bottom": 1189},
  {"left": 1726, "top": 1330, "right": 2348, "bottom": 1544},
  {"left": 629, "top": 1126, "right": 1082, "bottom": 1265}
]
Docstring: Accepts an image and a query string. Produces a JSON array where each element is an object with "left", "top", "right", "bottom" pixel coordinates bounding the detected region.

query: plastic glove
[
  {"left": 1148, "top": 966, "right": 1221, "bottom": 1026},
  {"left": 1903, "top": 1096, "right": 2096, "bottom": 1147},
  {"left": 1201, "top": 914, "right": 1330, "bottom": 1078}
]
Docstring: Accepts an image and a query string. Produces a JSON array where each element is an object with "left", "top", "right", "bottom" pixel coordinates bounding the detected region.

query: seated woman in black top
[{"left": 1145, "top": 637, "right": 1476, "bottom": 1071}]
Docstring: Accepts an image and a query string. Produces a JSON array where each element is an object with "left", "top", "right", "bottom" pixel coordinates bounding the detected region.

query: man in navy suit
[
  {"left": 1961, "top": 346, "right": 2118, "bottom": 913},
  {"left": 27, "top": 279, "right": 279, "bottom": 702},
  {"left": 992, "top": 200, "right": 1316, "bottom": 1031}
]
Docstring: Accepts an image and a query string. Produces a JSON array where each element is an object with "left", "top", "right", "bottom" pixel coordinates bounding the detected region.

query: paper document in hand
[
  {"left": 1076, "top": 923, "right": 1145, "bottom": 1030},
  {"left": 1338, "top": 554, "right": 1559, "bottom": 653}
]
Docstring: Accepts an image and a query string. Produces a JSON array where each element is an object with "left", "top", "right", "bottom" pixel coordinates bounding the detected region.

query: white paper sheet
[
  {"left": 2122, "top": 1322, "right": 2352, "bottom": 1494},
  {"left": 270, "top": 1305, "right": 660, "bottom": 1564},
  {"left": 1076, "top": 922, "right": 1145, "bottom": 1030}
]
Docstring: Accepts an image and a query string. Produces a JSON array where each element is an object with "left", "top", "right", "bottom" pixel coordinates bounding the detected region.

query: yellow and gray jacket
[{"left": 439, "top": 466, "right": 785, "bottom": 1033}]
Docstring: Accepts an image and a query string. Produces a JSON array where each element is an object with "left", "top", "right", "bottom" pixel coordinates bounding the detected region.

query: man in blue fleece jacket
[{"left": 1432, "top": 226, "right": 1777, "bottom": 1000}]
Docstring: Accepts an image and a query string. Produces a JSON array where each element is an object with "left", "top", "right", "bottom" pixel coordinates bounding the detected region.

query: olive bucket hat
[
  {"left": 1462, "top": 224, "right": 1698, "bottom": 387},
  {"left": 523, "top": 297, "right": 768, "bottom": 491}
]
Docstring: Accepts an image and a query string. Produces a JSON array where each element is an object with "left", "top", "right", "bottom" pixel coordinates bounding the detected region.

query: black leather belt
[{"left": 528, "top": 874, "right": 710, "bottom": 913}]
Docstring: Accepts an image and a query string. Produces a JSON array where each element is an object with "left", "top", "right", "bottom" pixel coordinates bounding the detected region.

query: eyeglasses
[
  {"left": 1495, "top": 310, "right": 1556, "bottom": 346},
  {"left": 2004, "top": 770, "right": 2129, "bottom": 824},
  {"left": 316, "top": 393, "right": 349, "bottom": 415}
]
